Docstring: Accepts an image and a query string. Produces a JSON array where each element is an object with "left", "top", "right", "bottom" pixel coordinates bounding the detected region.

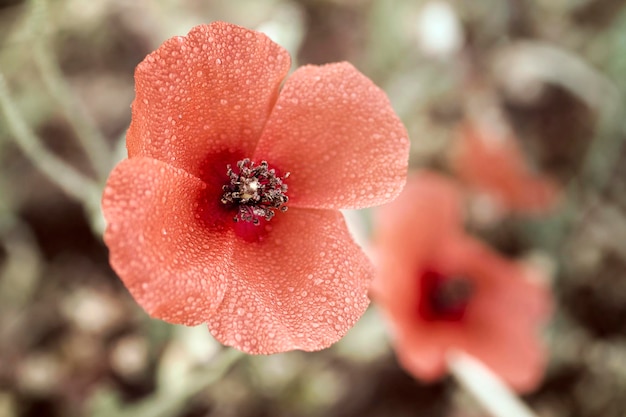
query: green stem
[
  {"left": 28, "top": 0, "right": 112, "bottom": 180},
  {"left": 95, "top": 348, "right": 244, "bottom": 417},
  {"left": 447, "top": 350, "right": 539, "bottom": 417},
  {"left": 0, "top": 72, "right": 100, "bottom": 209}
]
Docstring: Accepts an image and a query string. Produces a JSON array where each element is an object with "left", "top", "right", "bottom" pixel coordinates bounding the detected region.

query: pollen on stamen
[{"left": 221, "top": 158, "right": 289, "bottom": 225}]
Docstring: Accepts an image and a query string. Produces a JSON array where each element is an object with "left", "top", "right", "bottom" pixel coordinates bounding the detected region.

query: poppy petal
[
  {"left": 467, "top": 260, "right": 551, "bottom": 392},
  {"left": 127, "top": 22, "right": 292, "bottom": 178},
  {"left": 395, "top": 328, "right": 449, "bottom": 381},
  {"left": 464, "top": 307, "right": 548, "bottom": 393},
  {"left": 372, "top": 172, "right": 462, "bottom": 316},
  {"left": 372, "top": 172, "right": 551, "bottom": 391},
  {"left": 207, "top": 208, "right": 372, "bottom": 354},
  {"left": 102, "top": 157, "right": 232, "bottom": 325},
  {"left": 253, "top": 62, "right": 409, "bottom": 210},
  {"left": 453, "top": 123, "right": 559, "bottom": 213}
]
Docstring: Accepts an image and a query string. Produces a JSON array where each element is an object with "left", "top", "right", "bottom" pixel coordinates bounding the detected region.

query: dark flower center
[
  {"left": 221, "top": 158, "right": 289, "bottom": 225},
  {"left": 418, "top": 269, "right": 474, "bottom": 322}
]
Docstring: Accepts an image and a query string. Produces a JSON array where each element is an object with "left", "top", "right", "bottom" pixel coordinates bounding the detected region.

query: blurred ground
[{"left": 1, "top": 0, "right": 626, "bottom": 416}]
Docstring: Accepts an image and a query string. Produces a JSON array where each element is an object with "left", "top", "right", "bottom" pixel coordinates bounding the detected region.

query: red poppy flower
[
  {"left": 451, "top": 121, "right": 558, "bottom": 214},
  {"left": 372, "top": 172, "right": 551, "bottom": 392},
  {"left": 102, "top": 22, "right": 409, "bottom": 354}
]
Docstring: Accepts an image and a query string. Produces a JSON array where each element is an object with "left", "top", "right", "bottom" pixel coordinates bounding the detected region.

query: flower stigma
[{"left": 221, "top": 158, "right": 289, "bottom": 225}]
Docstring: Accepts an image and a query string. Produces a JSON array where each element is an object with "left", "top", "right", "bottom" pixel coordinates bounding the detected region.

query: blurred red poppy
[
  {"left": 452, "top": 121, "right": 558, "bottom": 214},
  {"left": 372, "top": 172, "right": 551, "bottom": 392},
  {"left": 102, "top": 22, "right": 409, "bottom": 354}
]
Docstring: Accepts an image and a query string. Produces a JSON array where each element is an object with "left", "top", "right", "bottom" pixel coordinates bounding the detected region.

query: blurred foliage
[{"left": 1, "top": 0, "right": 626, "bottom": 416}]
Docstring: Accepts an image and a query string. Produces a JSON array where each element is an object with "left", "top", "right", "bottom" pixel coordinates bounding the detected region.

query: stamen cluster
[
  {"left": 420, "top": 270, "right": 474, "bottom": 322},
  {"left": 428, "top": 276, "right": 473, "bottom": 319},
  {"left": 221, "top": 158, "right": 289, "bottom": 225}
]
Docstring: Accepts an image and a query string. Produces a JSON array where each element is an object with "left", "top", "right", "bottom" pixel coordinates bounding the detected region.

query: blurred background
[{"left": 1, "top": 0, "right": 626, "bottom": 416}]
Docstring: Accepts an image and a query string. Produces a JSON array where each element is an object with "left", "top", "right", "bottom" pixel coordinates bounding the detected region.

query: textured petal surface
[
  {"left": 128, "top": 22, "right": 291, "bottom": 178},
  {"left": 102, "top": 157, "right": 232, "bottom": 325},
  {"left": 253, "top": 62, "right": 409, "bottom": 210},
  {"left": 208, "top": 208, "right": 372, "bottom": 354}
]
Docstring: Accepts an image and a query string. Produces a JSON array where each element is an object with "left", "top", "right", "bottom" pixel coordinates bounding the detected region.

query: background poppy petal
[
  {"left": 102, "top": 157, "right": 232, "bottom": 325},
  {"left": 464, "top": 308, "right": 548, "bottom": 393},
  {"left": 453, "top": 123, "right": 559, "bottom": 213},
  {"left": 207, "top": 208, "right": 372, "bottom": 354},
  {"left": 372, "top": 172, "right": 551, "bottom": 391},
  {"left": 395, "top": 329, "right": 449, "bottom": 381},
  {"left": 372, "top": 172, "right": 463, "bottom": 316},
  {"left": 127, "top": 22, "right": 291, "bottom": 178},
  {"left": 466, "top": 257, "right": 552, "bottom": 393},
  {"left": 253, "top": 62, "right": 409, "bottom": 210}
]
